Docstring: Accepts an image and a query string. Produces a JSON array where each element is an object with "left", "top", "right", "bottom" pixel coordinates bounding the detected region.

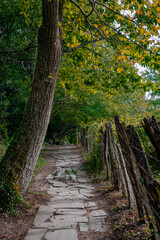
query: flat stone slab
[
  {"left": 24, "top": 228, "right": 46, "bottom": 240},
  {"left": 79, "top": 223, "right": 89, "bottom": 232},
  {"left": 48, "top": 187, "right": 69, "bottom": 195},
  {"left": 44, "top": 229, "right": 78, "bottom": 240},
  {"left": 80, "top": 189, "right": 93, "bottom": 194},
  {"left": 55, "top": 209, "right": 87, "bottom": 216},
  {"left": 84, "top": 202, "right": 97, "bottom": 209},
  {"left": 75, "top": 184, "right": 94, "bottom": 190},
  {"left": 90, "top": 210, "right": 108, "bottom": 217},
  {"left": 48, "top": 180, "right": 68, "bottom": 187},
  {"left": 49, "top": 202, "right": 84, "bottom": 209},
  {"left": 77, "top": 178, "right": 87, "bottom": 183},
  {"left": 46, "top": 174, "right": 53, "bottom": 180},
  {"left": 50, "top": 215, "right": 88, "bottom": 230},
  {"left": 35, "top": 206, "right": 55, "bottom": 215},
  {"left": 89, "top": 216, "right": 106, "bottom": 232},
  {"left": 51, "top": 194, "right": 89, "bottom": 201},
  {"left": 33, "top": 206, "right": 56, "bottom": 226}
]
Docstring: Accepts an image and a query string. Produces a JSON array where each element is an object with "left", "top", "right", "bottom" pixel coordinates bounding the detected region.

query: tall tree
[{"left": 0, "top": 0, "right": 63, "bottom": 194}]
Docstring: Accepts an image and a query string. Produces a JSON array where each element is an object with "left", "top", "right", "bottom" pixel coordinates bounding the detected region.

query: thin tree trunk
[{"left": 0, "top": 0, "right": 63, "bottom": 195}]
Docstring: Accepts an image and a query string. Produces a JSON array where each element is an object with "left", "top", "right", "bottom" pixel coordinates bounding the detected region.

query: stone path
[{"left": 25, "top": 145, "right": 108, "bottom": 240}]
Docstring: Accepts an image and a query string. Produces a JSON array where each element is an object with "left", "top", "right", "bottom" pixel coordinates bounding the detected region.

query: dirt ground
[{"left": 0, "top": 145, "right": 151, "bottom": 240}]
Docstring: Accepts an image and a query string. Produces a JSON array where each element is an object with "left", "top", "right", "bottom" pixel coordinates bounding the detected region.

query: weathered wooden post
[
  {"left": 126, "top": 125, "right": 160, "bottom": 232},
  {"left": 115, "top": 116, "right": 147, "bottom": 223},
  {"left": 142, "top": 116, "right": 160, "bottom": 159},
  {"left": 117, "top": 143, "right": 134, "bottom": 207}
]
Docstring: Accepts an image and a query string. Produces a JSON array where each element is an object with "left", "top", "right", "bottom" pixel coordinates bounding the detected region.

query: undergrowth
[
  {"left": 0, "top": 147, "right": 47, "bottom": 214},
  {"left": 0, "top": 178, "right": 28, "bottom": 215}
]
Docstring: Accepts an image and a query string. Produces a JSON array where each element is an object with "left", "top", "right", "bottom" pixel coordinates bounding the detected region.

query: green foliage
[
  {"left": 0, "top": 0, "right": 41, "bottom": 139},
  {"left": 83, "top": 128, "right": 102, "bottom": 175},
  {"left": 33, "top": 156, "right": 47, "bottom": 175},
  {"left": 0, "top": 177, "right": 26, "bottom": 214}
]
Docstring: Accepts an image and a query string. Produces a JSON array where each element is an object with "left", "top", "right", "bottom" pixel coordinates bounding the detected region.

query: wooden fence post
[
  {"left": 126, "top": 125, "right": 160, "bottom": 232},
  {"left": 115, "top": 116, "right": 147, "bottom": 223},
  {"left": 104, "top": 127, "right": 110, "bottom": 180},
  {"left": 100, "top": 127, "right": 106, "bottom": 170},
  {"left": 107, "top": 123, "right": 120, "bottom": 191},
  {"left": 117, "top": 144, "right": 134, "bottom": 207},
  {"left": 142, "top": 116, "right": 160, "bottom": 159}
]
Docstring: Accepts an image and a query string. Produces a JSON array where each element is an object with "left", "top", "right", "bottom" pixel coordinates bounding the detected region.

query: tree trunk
[{"left": 0, "top": 0, "right": 63, "bottom": 195}]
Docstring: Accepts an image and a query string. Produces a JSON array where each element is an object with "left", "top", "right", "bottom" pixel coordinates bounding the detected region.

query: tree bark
[{"left": 0, "top": 0, "right": 63, "bottom": 195}]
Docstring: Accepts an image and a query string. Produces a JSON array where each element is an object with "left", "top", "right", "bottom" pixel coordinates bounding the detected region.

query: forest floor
[{"left": 0, "top": 144, "right": 150, "bottom": 240}]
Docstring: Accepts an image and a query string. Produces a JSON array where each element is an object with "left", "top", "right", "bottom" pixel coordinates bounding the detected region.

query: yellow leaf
[
  {"left": 121, "top": 49, "right": 126, "bottom": 54},
  {"left": 67, "top": 43, "right": 70, "bottom": 47},
  {"left": 142, "top": 39, "right": 147, "bottom": 44},
  {"left": 58, "top": 21, "right": 62, "bottom": 27},
  {"left": 140, "top": 28, "right": 145, "bottom": 34},
  {"left": 110, "top": 67, "right": 114, "bottom": 71},
  {"left": 117, "top": 67, "right": 123, "bottom": 73},
  {"left": 157, "top": 7, "right": 160, "bottom": 12},
  {"left": 156, "top": 18, "right": 160, "bottom": 24},
  {"left": 147, "top": 11, "right": 151, "bottom": 17},
  {"left": 153, "top": 2, "right": 157, "bottom": 7}
]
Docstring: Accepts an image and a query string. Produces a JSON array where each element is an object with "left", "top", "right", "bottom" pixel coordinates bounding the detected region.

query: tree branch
[
  {"left": 94, "top": 8, "right": 154, "bottom": 54},
  {"left": 63, "top": 38, "right": 104, "bottom": 52},
  {"left": 96, "top": 2, "right": 139, "bottom": 27}
]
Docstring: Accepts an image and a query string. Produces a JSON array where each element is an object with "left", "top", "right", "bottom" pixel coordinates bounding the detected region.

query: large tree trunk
[{"left": 0, "top": 0, "right": 63, "bottom": 195}]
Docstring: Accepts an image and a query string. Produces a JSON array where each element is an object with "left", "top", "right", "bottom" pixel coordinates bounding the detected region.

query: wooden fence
[{"left": 79, "top": 116, "right": 160, "bottom": 239}]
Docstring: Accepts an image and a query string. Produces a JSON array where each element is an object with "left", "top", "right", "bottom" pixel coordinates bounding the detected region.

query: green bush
[{"left": 0, "top": 178, "right": 25, "bottom": 214}]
